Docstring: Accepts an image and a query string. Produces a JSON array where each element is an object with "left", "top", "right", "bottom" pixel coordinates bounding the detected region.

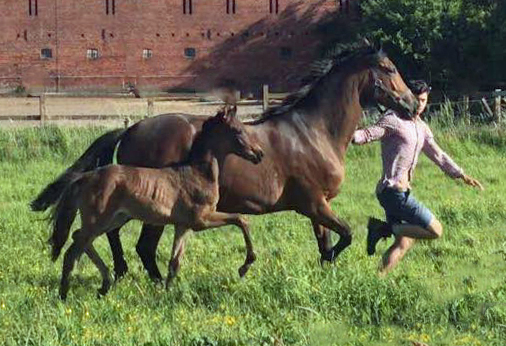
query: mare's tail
[
  {"left": 48, "top": 173, "right": 84, "bottom": 261},
  {"left": 30, "top": 128, "right": 125, "bottom": 212}
]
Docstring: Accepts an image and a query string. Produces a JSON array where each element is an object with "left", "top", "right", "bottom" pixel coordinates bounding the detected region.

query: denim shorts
[{"left": 376, "top": 187, "right": 434, "bottom": 228}]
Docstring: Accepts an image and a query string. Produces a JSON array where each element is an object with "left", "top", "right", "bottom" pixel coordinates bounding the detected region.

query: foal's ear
[
  {"left": 216, "top": 107, "right": 227, "bottom": 120},
  {"left": 226, "top": 105, "right": 238, "bottom": 118}
]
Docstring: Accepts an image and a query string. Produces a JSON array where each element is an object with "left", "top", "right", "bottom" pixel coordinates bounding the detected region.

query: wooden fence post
[
  {"left": 494, "top": 89, "right": 502, "bottom": 122},
  {"left": 147, "top": 98, "right": 154, "bottom": 118},
  {"left": 462, "top": 95, "right": 470, "bottom": 125},
  {"left": 262, "top": 84, "right": 269, "bottom": 111},
  {"left": 39, "top": 94, "right": 47, "bottom": 125}
]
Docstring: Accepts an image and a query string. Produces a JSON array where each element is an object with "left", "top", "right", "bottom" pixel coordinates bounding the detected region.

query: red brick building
[{"left": 0, "top": 0, "right": 352, "bottom": 94}]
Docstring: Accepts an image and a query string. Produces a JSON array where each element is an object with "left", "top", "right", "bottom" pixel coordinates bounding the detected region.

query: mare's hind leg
[
  {"left": 166, "top": 226, "right": 190, "bottom": 288},
  {"left": 312, "top": 221, "right": 334, "bottom": 265},
  {"left": 85, "top": 244, "right": 112, "bottom": 297},
  {"left": 308, "top": 198, "right": 352, "bottom": 262},
  {"left": 107, "top": 228, "right": 129, "bottom": 280},
  {"left": 136, "top": 223, "right": 165, "bottom": 282},
  {"left": 194, "top": 212, "right": 256, "bottom": 278}
]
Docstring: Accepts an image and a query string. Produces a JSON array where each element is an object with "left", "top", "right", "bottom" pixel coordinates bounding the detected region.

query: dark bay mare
[{"left": 32, "top": 44, "right": 417, "bottom": 281}]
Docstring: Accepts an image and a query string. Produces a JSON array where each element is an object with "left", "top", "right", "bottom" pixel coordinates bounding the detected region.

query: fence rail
[{"left": 0, "top": 86, "right": 504, "bottom": 125}]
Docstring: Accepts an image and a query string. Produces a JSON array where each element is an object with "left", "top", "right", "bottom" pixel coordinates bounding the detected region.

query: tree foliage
[{"left": 335, "top": 0, "right": 506, "bottom": 92}]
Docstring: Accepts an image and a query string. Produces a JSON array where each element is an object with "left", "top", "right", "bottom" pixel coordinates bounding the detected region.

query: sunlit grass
[{"left": 0, "top": 124, "right": 505, "bottom": 345}]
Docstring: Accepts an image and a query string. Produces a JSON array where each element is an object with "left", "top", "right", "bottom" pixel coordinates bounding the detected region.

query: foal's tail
[
  {"left": 30, "top": 128, "right": 125, "bottom": 212},
  {"left": 48, "top": 173, "right": 84, "bottom": 261}
]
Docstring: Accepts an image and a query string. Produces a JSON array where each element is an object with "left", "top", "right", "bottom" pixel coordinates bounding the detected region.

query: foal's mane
[{"left": 247, "top": 42, "right": 384, "bottom": 125}]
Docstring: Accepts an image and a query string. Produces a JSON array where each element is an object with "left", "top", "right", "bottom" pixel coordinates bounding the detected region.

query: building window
[
  {"left": 184, "top": 47, "right": 196, "bottom": 59},
  {"left": 226, "top": 0, "right": 236, "bottom": 14},
  {"left": 40, "top": 48, "right": 52, "bottom": 59},
  {"left": 87, "top": 48, "right": 99, "bottom": 60},
  {"left": 28, "top": 0, "right": 38, "bottom": 16},
  {"left": 280, "top": 47, "right": 292, "bottom": 60},
  {"left": 143, "top": 49, "right": 153, "bottom": 59},
  {"left": 105, "top": 0, "right": 116, "bottom": 15},
  {"left": 269, "top": 0, "right": 279, "bottom": 14},
  {"left": 183, "top": 0, "right": 193, "bottom": 14}
]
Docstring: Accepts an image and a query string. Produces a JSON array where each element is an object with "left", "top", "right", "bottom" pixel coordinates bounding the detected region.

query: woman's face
[{"left": 416, "top": 92, "right": 429, "bottom": 117}]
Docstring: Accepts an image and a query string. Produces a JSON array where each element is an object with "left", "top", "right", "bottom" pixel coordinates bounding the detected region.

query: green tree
[{"left": 354, "top": 0, "right": 503, "bottom": 92}]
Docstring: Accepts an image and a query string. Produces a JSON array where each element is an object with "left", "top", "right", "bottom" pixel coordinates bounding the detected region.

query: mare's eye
[{"left": 381, "top": 65, "right": 397, "bottom": 74}]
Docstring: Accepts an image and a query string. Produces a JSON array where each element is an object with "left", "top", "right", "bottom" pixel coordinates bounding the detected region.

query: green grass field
[{"left": 0, "top": 124, "right": 505, "bottom": 346}]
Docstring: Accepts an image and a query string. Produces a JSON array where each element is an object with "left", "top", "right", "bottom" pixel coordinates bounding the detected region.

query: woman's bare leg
[{"left": 379, "top": 218, "right": 442, "bottom": 275}]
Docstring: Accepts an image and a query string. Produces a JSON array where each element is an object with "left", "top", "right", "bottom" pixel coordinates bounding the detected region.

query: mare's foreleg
[
  {"left": 194, "top": 212, "right": 256, "bottom": 278},
  {"left": 166, "top": 226, "right": 189, "bottom": 289},
  {"left": 311, "top": 221, "right": 334, "bottom": 265},
  {"left": 136, "top": 224, "right": 165, "bottom": 282},
  {"left": 308, "top": 198, "right": 352, "bottom": 262}
]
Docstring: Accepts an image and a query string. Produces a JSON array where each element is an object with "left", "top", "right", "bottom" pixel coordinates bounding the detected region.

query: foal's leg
[
  {"left": 106, "top": 227, "right": 129, "bottom": 280},
  {"left": 136, "top": 223, "right": 165, "bottom": 282},
  {"left": 309, "top": 198, "right": 352, "bottom": 262},
  {"left": 195, "top": 212, "right": 256, "bottom": 278},
  {"left": 85, "top": 244, "right": 112, "bottom": 297},
  {"left": 59, "top": 231, "right": 90, "bottom": 300},
  {"left": 166, "top": 226, "right": 190, "bottom": 288}
]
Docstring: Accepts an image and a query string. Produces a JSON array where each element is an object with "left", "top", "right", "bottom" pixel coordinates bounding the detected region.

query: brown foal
[{"left": 49, "top": 106, "right": 263, "bottom": 299}]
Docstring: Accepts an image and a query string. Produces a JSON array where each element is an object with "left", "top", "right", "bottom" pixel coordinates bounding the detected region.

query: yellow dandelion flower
[{"left": 225, "top": 316, "right": 236, "bottom": 326}]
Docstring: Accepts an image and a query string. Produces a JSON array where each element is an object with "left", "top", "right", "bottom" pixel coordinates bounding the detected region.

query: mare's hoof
[
  {"left": 59, "top": 290, "right": 68, "bottom": 301},
  {"left": 149, "top": 273, "right": 164, "bottom": 283},
  {"left": 97, "top": 286, "right": 110, "bottom": 298},
  {"left": 319, "top": 249, "right": 335, "bottom": 266},
  {"left": 114, "top": 265, "right": 128, "bottom": 281}
]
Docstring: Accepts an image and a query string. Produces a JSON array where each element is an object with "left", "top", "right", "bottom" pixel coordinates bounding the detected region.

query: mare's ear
[{"left": 362, "top": 37, "right": 371, "bottom": 47}]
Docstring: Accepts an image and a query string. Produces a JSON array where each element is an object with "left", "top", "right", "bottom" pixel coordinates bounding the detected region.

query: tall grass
[{"left": 0, "top": 118, "right": 505, "bottom": 345}]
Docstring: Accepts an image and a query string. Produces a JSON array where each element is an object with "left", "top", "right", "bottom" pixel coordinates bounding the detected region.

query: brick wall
[{"left": 0, "top": 0, "right": 350, "bottom": 94}]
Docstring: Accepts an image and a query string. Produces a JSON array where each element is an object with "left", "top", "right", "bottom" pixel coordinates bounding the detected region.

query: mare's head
[
  {"left": 200, "top": 106, "right": 263, "bottom": 164},
  {"left": 354, "top": 43, "right": 418, "bottom": 119}
]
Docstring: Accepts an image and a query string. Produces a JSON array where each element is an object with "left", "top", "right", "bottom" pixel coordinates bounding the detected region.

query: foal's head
[{"left": 199, "top": 106, "right": 264, "bottom": 164}]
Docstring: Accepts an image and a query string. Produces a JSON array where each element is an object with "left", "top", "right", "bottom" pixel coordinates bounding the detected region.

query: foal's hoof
[
  {"left": 59, "top": 289, "right": 68, "bottom": 301},
  {"left": 165, "top": 277, "right": 175, "bottom": 290},
  {"left": 238, "top": 265, "right": 250, "bottom": 278}
]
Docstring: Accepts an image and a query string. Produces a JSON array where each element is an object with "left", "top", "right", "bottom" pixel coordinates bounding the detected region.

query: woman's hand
[{"left": 461, "top": 174, "right": 484, "bottom": 191}]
